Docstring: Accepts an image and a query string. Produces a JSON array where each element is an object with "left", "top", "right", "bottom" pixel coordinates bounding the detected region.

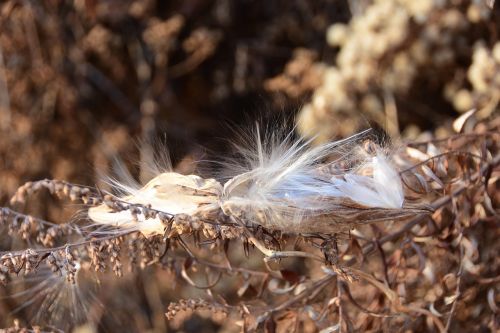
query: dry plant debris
[
  {"left": 0, "top": 0, "right": 499, "bottom": 332},
  {"left": 1, "top": 114, "right": 499, "bottom": 332}
]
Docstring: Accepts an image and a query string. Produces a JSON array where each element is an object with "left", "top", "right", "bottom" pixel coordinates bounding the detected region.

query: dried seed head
[{"left": 88, "top": 172, "right": 222, "bottom": 236}]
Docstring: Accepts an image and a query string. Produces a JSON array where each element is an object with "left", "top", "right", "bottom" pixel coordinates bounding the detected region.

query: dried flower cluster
[
  {"left": 452, "top": 42, "right": 500, "bottom": 113},
  {"left": 264, "top": 49, "right": 326, "bottom": 99},
  {"left": 0, "top": 208, "right": 72, "bottom": 247},
  {"left": 166, "top": 299, "right": 229, "bottom": 321},
  {"left": 292, "top": 0, "right": 498, "bottom": 141}
]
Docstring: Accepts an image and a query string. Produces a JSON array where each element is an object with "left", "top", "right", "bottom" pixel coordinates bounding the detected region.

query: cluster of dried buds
[
  {"left": 165, "top": 298, "right": 229, "bottom": 321},
  {"left": 0, "top": 207, "right": 72, "bottom": 247},
  {"left": 0, "top": 247, "right": 82, "bottom": 287},
  {"left": 453, "top": 42, "right": 500, "bottom": 113},
  {"left": 295, "top": 0, "right": 498, "bottom": 141},
  {"left": 1, "top": 249, "right": 40, "bottom": 285}
]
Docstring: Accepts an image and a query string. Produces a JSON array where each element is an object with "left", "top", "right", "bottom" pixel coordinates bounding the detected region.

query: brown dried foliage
[
  {"left": 1, "top": 115, "right": 499, "bottom": 332},
  {"left": 0, "top": 1, "right": 499, "bottom": 332}
]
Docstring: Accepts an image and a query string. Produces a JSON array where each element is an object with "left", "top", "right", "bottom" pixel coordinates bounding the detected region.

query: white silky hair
[
  {"left": 6, "top": 260, "right": 98, "bottom": 330},
  {"left": 88, "top": 125, "right": 406, "bottom": 235},
  {"left": 221, "top": 127, "right": 359, "bottom": 208},
  {"left": 220, "top": 127, "right": 396, "bottom": 228},
  {"left": 330, "top": 151, "right": 404, "bottom": 209}
]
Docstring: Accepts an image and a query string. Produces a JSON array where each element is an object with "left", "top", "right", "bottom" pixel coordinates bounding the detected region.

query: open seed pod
[{"left": 88, "top": 172, "right": 222, "bottom": 236}]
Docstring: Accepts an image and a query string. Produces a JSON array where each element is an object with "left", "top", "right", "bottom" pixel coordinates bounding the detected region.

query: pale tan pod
[{"left": 88, "top": 172, "right": 223, "bottom": 236}]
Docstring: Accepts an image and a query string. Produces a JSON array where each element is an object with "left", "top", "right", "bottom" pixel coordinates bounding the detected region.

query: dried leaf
[{"left": 453, "top": 109, "right": 476, "bottom": 133}]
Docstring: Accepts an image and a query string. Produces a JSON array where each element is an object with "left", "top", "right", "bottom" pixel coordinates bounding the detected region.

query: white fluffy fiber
[
  {"left": 88, "top": 127, "right": 406, "bottom": 235},
  {"left": 330, "top": 153, "right": 404, "bottom": 209}
]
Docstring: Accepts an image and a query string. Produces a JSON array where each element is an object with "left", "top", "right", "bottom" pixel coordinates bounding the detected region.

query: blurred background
[
  {"left": 0, "top": 0, "right": 351, "bottom": 205},
  {"left": 0, "top": 0, "right": 498, "bottom": 332}
]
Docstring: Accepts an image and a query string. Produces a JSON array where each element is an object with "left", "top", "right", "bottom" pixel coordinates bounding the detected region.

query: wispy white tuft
[
  {"left": 330, "top": 152, "right": 404, "bottom": 209},
  {"left": 88, "top": 125, "right": 407, "bottom": 235},
  {"left": 5, "top": 259, "right": 98, "bottom": 330},
  {"left": 220, "top": 127, "right": 372, "bottom": 228}
]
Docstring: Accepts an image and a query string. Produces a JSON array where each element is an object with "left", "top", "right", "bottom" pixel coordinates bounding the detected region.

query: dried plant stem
[
  {"left": 271, "top": 273, "right": 333, "bottom": 313},
  {"left": 406, "top": 131, "right": 499, "bottom": 147},
  {"left": 0, "top": 232, "right": 133, "bottom": 257},
  {"left": 337, "top": 276, "right": 344, "bottom": 333},
  {"left": 230, "top": 216, "right": 324, "bottom": 261},
  {"left": 169, "top": 253, "right": 269, "bottom": 277},
  {"left": 444, "top": 241, "right": 465, "bottom": 331},
  {"left": 398, "top": 151, "right": 484, "bottom": 174}
]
